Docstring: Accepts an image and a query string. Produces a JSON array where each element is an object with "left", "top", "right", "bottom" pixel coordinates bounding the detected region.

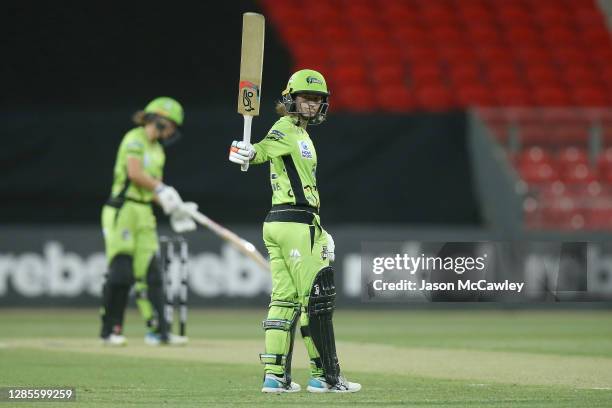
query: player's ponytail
[
  {"left": 275, "top": 102, "right": 288, "bottom": 117},
  {"left": 132, "top": 110, "right": 147, "bottom": 126}
]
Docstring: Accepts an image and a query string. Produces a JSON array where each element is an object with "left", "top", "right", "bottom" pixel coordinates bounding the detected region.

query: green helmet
[
  {"left": 282, "top": 69, "right": 329, "bottom": 97},
  {"left": 281, "top": 69, "right": 330, "bottom": 125},
  {"left": 144, "top": 96, "right": 184, "bottom": 126}
]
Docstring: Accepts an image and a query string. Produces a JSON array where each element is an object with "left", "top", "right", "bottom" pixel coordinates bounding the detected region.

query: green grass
[{"left": 0, "top": 309, "right": 611, "bottom": 407}]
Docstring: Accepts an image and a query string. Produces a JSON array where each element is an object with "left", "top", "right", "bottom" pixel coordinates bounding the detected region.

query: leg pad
[{"left": 307, "top": 266, "right": 340, "bottom": 385}]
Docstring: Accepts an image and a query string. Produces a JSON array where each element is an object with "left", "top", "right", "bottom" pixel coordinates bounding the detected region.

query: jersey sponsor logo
[
  {"left": 298, "top": 140, "right": 313, "bottom": 159},
  {"left": 321, "top": 245, "right": 329, "bottom": 260},
  {"left": 121, "top": 229, "right": 131, "bottom": 241},
  {"left": 289, "top": 249, "right": 301, "bottom": 259},
  {"left": 266, "top": 129, "right": 285, "bottom": 141}
]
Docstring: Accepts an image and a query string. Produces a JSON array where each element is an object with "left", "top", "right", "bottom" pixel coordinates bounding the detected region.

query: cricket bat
[
  {"left": 184, "top": 207, "right": 269, "bottom": 270},
  {"left": 237, "top": 12, "right": 265, "bottom": 172}
]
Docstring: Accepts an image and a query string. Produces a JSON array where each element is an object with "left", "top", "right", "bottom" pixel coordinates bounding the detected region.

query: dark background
[{"left": 1, "top": 1, "right": 481, "bottom": 225}]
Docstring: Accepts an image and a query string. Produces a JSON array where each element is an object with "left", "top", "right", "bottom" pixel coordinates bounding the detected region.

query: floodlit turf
[{"left": 0, "top": 309, "right": 611, "bottom": 407}]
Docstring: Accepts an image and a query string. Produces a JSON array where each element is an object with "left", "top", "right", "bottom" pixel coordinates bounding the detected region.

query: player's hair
[
  {"left": 275, "top": 102, "right": 288, "bottom": 117},
  {"left": 132, "top": 110, "right": 148, "bottom": 126}
]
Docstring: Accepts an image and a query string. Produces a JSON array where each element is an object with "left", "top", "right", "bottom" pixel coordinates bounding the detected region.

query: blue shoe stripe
[
  {"left": 263, "top": 378, "right": 282, "bottom": 388},
  {"left": 308, "top": 378, "right": 325, "bottom": 388}
]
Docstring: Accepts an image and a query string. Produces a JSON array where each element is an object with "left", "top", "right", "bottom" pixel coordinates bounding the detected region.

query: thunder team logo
[{"left": 240, "top": 80, "right": 260, "bottom": 112}]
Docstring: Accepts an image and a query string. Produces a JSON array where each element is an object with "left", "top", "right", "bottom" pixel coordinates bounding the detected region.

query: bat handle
[{"left": 241, "top": 115, "right": 252, "bottom": 172}]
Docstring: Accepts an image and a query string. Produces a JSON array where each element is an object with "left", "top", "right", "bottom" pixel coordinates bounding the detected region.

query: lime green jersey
[
  {"left": 110, "top": 127, "right": 165, "bottom": 202},
  {"left": 251, "top": 116, "right": 320, "bottom": 209}
]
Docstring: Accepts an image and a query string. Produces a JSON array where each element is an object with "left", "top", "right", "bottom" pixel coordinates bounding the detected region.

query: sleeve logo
[{"left": 266, "top": 129, "right": 286, "bottom": 141}]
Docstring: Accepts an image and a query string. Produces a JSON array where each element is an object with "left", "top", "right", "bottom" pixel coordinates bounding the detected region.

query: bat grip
[{"left": 241, "top": 115, "right": 252, "bottom": 172}]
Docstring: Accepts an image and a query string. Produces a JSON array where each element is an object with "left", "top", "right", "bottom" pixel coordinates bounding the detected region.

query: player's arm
[
  {"left": 127, "top": 156, "right": 161, "bottom": 191},
  {"left": 124, "top": 143, "right": 180, "bottom": 214},
  {"left": 229, "top": 126, "right": 292, "bottom": 166}
]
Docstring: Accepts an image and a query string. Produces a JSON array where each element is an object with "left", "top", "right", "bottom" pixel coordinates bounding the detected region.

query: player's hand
[
  {"left": 155, "top": 184, "right": 183, "bottom": 215},
  {"left": 170, "top": 202, "right": 198, "bottom": 233},
  {"left": 325, "top": 231, "right": 335, "bottom": 262},
  {"left": 229, "top": 141, "right": 255, "bottom": 165}
]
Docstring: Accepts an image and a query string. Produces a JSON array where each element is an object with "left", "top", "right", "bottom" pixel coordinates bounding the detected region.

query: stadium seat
[
  {"left": 376, "top": 85, "right": 416, "bottom": 112},
  {"left": 371, "top": 63, "right": 406, "bottom": 85},
  {"left": 573, "top": 87, "right": 609, "bottom": 106},
  {"left": 563, "top": 163, "right": 598, "bottom": 184},
  {"left": 518, "top": 147, "right": 554, "bottom": 170},
  {"left": 597, "top": 147, "right": 612, "bottom": 173},
  {"left": 519, "top": 162, "right": 558, "bottom": 184},
  {"left": 334, "top": 86, "right": 376, "bottom": 113},
  {"left": 558, "top": 147, "right": 589, "bottom": 170},
  {"left": 262, "top": 0, "right": 612, "bottom": 113},
  {"left": 415, "top": 85, "right": 454, "bottom": 111}
]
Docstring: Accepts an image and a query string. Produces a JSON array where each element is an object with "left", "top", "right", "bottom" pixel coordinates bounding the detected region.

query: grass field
[{"left": 0, "top": 308, "right": 611, "bottom": 407}]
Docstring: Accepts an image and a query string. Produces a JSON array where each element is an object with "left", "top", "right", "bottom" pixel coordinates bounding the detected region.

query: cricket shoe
[
  {"left": 261, "top": 374, "right": 301, "bottom": 393},
  {"left": 168, "top": 334, "right": 188, "bottom": 345},
  {"left": 307, "top": 376, "right": 361, "bottom": 393},
  {"left": 144, "top": 332, "right": 188, "bottom": 346},
  {"left": 101, "top": 333, "right": 127, "bottom": 346}
]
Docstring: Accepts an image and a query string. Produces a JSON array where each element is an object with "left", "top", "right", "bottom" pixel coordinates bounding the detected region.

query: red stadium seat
[
  {"left": 319, "top": 26, "right": 352, "bottom": 43},
  {"left": 371, "top": 63, "right": 406, "bottom": 85},
  {"left": 415, "top": 85, "right": 455, "bottom": 111},
  {"left": 328, "top": 43, "right": 365, "bottom": 64},
  {"left": 409, "top": 63, "right": 443, "bottom": 84},
  {"left": 456, "top": 85, "right": 495, "bottom": 107},
  {"left": 597, "top": 147, "right": 612, "bottom": 173},
  {"left": 533, "top": 87, "right": 571, "bottom": 106},
  {"left": 518, "top": 146, "right": 553, "bottom": 165},
  {"left": 354, "top": 24, "right": 390, "bottom": 44},
  {"left": 564, "top": 163, "right": 598, "bottom": 184},
  {"left": 330, "top": 65, "right": 368, "bottom": 86},
  {"left": 586, "top": 208, "right": 612, "bottom": 230},
  {"left": 438, "top": 46, "right": 476, "bottom": 62},
  {"left": 449, "top": 63, "right": 481, "bottom": 84},
  {"left": 563, "top": 65, "right": 600, "bottom": 86},
  {"left": 573, "top": 87, "right": 610, "bottom": 106},
  {"left": 365, "top": 45, "right": 402, "bottom": 64},
  {"left": 558, "top": 147, "right": 589, "bottom": 170},
  {"left": 519, "top": 162, "right": 558, "bottom": 184},
  {"left": 495, "top": 87, "right": 532, "bottom": 106},
  {"left": 376, "top": 85, "right": 416, "bottom": 112},
  {"left": 333, "top": 86, "right": 376, "bottom": 113},
  {"left": 505, "top": 27, "right": 542, "bottom": 46},
  {"left": 263, "top": 0, "right": 612, "bottom": 114}
]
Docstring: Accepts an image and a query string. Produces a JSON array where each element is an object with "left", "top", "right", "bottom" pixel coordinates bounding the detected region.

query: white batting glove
[
  {"left": 229, "top": 141, "right": 255, "bottom": 165},
  {"left": 170, "top": 202, "right": 198, "bottom": 233},
  {"left": 155, "top": 184, "right": 183, "bottom": 215},
  {"left": 326, "top": 231, "right": 335, "bottom": 262}
]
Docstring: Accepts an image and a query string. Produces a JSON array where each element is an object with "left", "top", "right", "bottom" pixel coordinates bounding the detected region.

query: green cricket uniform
[
  {"left": 251, "top": 115, "right": 330, "bottom": 378},
  {"left": 252, "top": 115, "right": 320, "bottom": 209},
  {"left": 101, "top": 127, "right": 164, "bottom": 324}
]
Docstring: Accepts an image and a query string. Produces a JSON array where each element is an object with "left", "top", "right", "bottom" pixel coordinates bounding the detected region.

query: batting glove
[
  {"left": 155, "top": 184, "right": 183, "bottom": 215},
  {"left": 229, "top": 140, "right": 255, "bottom": 165},
  {"left": 170, "top": 202, "right": 198, "bottom": 233}
]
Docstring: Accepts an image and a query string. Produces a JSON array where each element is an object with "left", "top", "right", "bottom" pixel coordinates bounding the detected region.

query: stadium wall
[{"left": 1, "top": 110, "right": 480, "bottom": 225}]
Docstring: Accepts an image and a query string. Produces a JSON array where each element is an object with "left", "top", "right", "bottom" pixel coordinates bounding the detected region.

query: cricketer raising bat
[{"left": 237, "top": 12, "right": 265, "bottom": 172}]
